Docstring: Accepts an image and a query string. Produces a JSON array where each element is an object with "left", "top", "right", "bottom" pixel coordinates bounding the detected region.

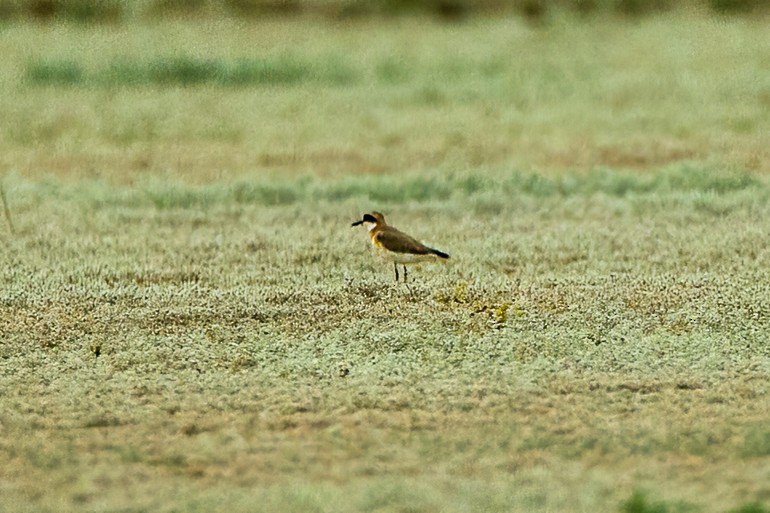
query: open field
[{"left": 1, "top": 12, "right": 769, "bottom": 513}]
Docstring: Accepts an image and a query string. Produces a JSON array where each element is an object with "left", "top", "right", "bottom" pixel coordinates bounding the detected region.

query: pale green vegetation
[{"left": 0, "top": 11, "right": 769, "bottom": 513}]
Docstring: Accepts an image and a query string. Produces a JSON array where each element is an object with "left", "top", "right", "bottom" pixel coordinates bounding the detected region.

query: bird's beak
[{"left": 351, "top": 219, "right": 364, "bottom": 227}]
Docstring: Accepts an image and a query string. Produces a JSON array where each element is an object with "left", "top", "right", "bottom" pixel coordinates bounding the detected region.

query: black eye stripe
[{"left": 363, "top": 214, "right": 377, "bottom": 223}]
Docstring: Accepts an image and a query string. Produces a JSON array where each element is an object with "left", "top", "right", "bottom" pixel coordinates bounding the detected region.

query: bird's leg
[
  {"left": 394, "top": 262, "right": 399, "bottom": 282},
  {"left": 403, "top": 265, "right": 408, "bottom": 283}
]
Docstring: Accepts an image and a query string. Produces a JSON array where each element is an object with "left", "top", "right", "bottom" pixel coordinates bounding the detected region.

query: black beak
[{"left": 351, "top": 220, "right": 363, "bottom": 227}]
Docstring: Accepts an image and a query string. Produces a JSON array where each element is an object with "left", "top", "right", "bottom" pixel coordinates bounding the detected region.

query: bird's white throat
[{"left": 365, "top": 222, "right": 377, "bottom": 233}]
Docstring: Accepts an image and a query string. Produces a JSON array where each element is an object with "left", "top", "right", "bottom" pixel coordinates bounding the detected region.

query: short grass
[{"left": 0, "top": 13, "right": 769, "bottom": 513}]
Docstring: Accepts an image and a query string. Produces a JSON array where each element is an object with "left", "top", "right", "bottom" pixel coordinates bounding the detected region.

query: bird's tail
[{"left": 429, "top": 248, "right": 450, "bottom": 259}]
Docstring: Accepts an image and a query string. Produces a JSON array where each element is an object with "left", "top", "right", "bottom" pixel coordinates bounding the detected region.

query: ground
[{"left": 0, "top": 11, "right": 769, "bottom": 513}]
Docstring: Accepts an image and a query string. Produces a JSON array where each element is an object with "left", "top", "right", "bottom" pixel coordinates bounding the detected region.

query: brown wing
[{"left": 373, "top": 228, "right": 433, "bottom": 255}]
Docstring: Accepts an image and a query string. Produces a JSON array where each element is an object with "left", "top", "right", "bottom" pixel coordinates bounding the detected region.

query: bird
[{"left": 352, "top": 211, "right": 449, "bottom": 282}]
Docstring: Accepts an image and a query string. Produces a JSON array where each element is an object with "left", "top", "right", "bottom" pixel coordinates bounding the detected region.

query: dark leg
[
  {"left": 403, "top": 265, "right": 408, "bottom": 283},
  {"left": 394, "top": 262, "right": 399, "bottom": 282}
]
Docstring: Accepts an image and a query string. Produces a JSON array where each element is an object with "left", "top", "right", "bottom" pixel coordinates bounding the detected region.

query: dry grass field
[{"left": 0, "top": 10, "right": 769, "bottom": 513}]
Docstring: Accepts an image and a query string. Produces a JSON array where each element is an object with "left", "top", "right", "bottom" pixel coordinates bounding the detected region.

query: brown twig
[{"left": 0, "top": 182, "right": 15, "bottom": 235}]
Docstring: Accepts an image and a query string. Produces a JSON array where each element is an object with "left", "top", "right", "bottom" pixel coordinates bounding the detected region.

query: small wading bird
[{"left": 352, "top": 211, "right": 449, "bottom": 282}]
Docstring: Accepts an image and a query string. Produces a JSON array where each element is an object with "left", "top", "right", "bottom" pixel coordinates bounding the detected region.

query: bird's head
[{"left": 351, "top": 212, "right": 385, "bottom": 231}]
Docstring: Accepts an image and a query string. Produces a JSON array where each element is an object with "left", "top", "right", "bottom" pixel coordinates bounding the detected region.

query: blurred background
[{"left": 0, "top": 0, "right": 768, "bottom": 22}]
